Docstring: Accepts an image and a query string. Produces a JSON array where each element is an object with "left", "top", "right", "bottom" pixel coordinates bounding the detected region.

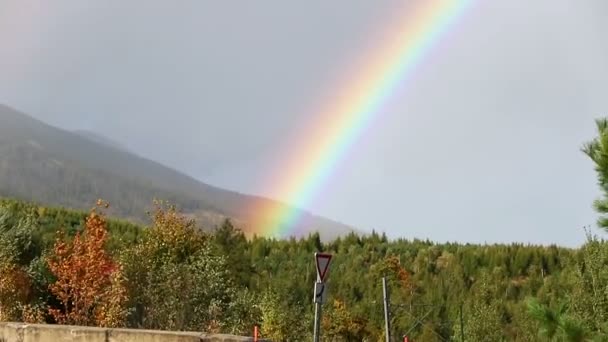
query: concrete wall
[{"left": 0, "top": 323, "right": 268, "bottom": 342}]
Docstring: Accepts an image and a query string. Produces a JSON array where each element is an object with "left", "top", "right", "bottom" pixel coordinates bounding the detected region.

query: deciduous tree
[{"left": 46, "top": 200, "right": 128, "bottom": 327}]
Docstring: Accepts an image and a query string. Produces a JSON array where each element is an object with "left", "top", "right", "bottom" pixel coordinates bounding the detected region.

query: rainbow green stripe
[{"left": 255, "top": 0, "right": 473, "bottom": 237}]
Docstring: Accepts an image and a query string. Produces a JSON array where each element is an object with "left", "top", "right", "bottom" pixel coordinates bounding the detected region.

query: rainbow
[{"left": 251, "top": 0, "right": 473, "bottom": 238}]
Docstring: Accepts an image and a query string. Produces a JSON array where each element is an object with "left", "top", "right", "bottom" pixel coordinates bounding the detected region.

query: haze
[{"left": 1, "top": 0, "right": 607, "bottom": 246}]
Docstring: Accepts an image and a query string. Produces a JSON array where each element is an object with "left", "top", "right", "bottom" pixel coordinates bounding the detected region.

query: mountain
[
  {"left": 0, "top": 104, "right": 357, "bottom": 240},
  {"left": 73, "top": 130, "right": 129, "bottom": 152}
]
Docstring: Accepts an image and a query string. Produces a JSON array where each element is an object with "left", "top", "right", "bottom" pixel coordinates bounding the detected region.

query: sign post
[{"left": 313, "top": 252, "right": 332, "bottom": 342}]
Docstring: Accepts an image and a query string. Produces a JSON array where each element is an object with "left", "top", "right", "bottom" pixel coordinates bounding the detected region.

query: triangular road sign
[{"left": 315, "top": 252, "right": 332, "bottom": 282}]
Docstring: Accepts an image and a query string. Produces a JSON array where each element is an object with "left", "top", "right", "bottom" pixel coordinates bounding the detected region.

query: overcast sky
[{"left": 1, "top": 0, "right": 607, "bottom": 246}]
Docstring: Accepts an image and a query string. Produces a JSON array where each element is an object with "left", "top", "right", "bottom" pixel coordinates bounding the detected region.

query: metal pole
[
  {"left": 313, "top": 252, "right": 332, "bottom": 342},
  {"left": 383, "top": 277, "right": 391, "bottom": 342},
  {"left": 313, "top": 299, "right": 322, "bottom": 342}
]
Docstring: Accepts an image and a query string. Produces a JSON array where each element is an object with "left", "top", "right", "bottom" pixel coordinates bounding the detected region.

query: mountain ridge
[{"left": 0, "top": 104, "right": 358, "bottom": 240}]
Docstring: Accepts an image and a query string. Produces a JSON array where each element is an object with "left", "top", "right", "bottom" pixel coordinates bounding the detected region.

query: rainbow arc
[{"left": 250, "top": 0, "right": 473, "bottom": 237}]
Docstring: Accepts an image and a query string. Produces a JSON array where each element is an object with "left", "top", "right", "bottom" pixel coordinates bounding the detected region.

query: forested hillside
[
  {"left": 0, "top": 196, "right": 605, "bottom": 341},
  {"left": 2, "top": 117, "right": 608, "bottom": 341}
]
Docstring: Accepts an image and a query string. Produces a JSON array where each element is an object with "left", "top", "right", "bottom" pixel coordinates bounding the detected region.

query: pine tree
[{"left": 582, "top": 118, "right": 608, "bottom": 230}]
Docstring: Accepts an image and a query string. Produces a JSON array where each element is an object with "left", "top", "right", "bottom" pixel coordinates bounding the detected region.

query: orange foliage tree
[
  {"left": 46, "top": 200, "right": 128, "bottom": 327},
  {"left": 0, "top": 206, "right": 35, "bottom": 321},
  {"left": 322, "top": 299, "right": 370, "bottom": 340},
  {"left": 0, "top": 262, "right": 32, "bottom": 321},
  {"left": 384, "top": 255, "right": 412, "bottom": 290}
]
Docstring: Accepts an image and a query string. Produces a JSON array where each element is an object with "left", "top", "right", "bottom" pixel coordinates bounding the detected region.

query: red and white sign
[{"left": 315, "top": 252, "right": 332, "bottom": 282}]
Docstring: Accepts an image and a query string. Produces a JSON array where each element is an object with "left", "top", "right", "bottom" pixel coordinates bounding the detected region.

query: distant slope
[
  {"left": 73, "top": 130, "right": 129, "bottom": 152},
  {"left": 0, "top": 104, "right": 356, "bottom": 240}
]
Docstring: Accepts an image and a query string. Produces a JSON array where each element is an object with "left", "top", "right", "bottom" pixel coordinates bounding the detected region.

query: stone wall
[{"left": 0, "top": 323, "right": 268, "bottom": 342}]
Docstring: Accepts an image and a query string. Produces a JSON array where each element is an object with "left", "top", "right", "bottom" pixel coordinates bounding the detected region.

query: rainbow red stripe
[{"left": 251, "top": 0, "right": 472, "bottom": 237}]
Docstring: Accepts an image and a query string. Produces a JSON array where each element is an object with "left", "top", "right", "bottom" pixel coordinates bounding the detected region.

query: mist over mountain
[{"left": 0, "top": 104, "right": 357, "bottom": 240}]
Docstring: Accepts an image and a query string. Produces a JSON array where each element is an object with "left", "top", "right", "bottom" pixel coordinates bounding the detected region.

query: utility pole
[{"left": 383, "top": 277, "right": 391, "bottom": 342}]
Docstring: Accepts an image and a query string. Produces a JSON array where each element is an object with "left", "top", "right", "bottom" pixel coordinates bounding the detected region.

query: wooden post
[{"left": 254, "top": 325, "right": 259, "bottom": 342}]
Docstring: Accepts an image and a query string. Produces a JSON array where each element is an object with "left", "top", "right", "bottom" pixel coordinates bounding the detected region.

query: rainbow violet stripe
[{"left": 253, "top": 0, "right": 473, "bottom": 238}]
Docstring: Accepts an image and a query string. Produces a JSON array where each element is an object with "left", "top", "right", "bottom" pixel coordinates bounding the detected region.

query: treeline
[{"left": 1, "top": 196, "right": 607, "bottom": 341}]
